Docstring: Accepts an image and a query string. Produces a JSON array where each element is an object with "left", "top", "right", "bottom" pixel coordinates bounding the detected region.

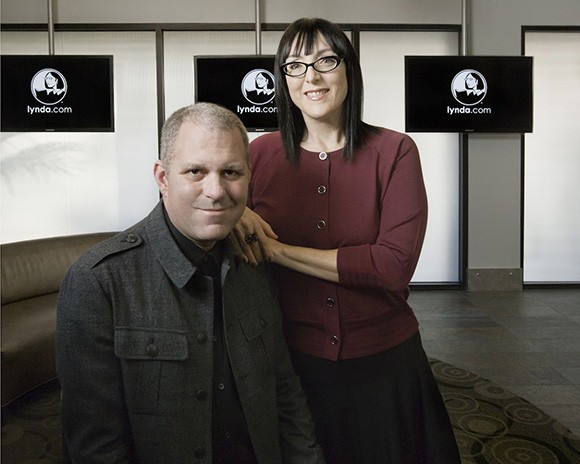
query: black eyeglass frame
[{"left": 280, "top": 55, "right": 344, "bottom": 77}]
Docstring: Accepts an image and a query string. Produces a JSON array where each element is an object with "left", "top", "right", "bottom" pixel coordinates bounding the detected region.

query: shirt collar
[{"left": 162, "top": 203, "right": 223, "bottom": 269}]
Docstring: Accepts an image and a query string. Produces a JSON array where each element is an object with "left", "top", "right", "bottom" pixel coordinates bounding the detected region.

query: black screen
[
  {"left": 405, "top": 56, "right": 533, "bottom": 133},
  {"left": 1, "top": 55, "right": 114, "bottom": 132},
  {"left": 194, "top": 55, "right": 277, "bottom": 132}
]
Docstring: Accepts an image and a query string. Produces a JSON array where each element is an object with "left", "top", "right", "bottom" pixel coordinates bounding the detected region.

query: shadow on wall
[{"left": 0, "top": 133, "right": 114, "bottom": 243}]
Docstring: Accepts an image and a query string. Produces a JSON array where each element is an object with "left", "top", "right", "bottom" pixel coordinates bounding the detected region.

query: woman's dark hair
[{"left": 274, "top": 18, "right": 377, "bottom": 161}]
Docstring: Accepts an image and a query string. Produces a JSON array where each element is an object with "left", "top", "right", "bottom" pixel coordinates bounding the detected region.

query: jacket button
[
  {"left": 317, "top": 220, "right": 326, "bottom": 230},
  {"left": 124, "top": 233, "right": 138, "bottom": 243},
  {"left": 196, "top": 389, "right": 208, "bottom": 401},
  {"left": 331, "top": 335, "right": 339, "bottom": 345},
  {"left": 197, "top": 332, "right": 207, "bottom": 344},
  {"left": 194, "top": 447, "right": 206, "bottom": 458},
  {"left": 145, "top": 343, "right": 158, "bottom": 357},
  {"left": 326, "top": 298, "right": 336, "bottom": 307},
  {"left": 260, "top": 319, "right": 266, "bottom": 328}
]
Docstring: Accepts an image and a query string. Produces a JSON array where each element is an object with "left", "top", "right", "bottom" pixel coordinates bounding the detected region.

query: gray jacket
[{"left": 56, "top": 202, "right": 324, "bottom": 464}]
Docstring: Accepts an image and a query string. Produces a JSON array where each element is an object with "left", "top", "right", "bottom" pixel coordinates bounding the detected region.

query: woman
[{"left": 234, "top": 18, "right": 460, "bottom": 464}]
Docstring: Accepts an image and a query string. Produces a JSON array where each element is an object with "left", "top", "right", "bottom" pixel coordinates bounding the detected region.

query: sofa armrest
[{"left": 1, "top": 232, "right": 117, "bottom": 406}]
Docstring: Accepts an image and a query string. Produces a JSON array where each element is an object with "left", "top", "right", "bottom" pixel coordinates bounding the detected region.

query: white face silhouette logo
[
  {"left": 451, "top": 69, "right": 487, "bottom": 106},
  {"left": 31, "top": 68, "right": 67, "bottom": 105},
  {"left": 241, "top": 69, "right": 275, "bottom": 105}
]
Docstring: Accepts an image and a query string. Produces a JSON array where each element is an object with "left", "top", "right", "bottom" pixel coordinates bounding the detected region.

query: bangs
[
  {"left": 279, "top": 18, "right": 339, "bottom": 62},
  {"left": 287, "top": 29, "right": 319, "bottom": 59}
]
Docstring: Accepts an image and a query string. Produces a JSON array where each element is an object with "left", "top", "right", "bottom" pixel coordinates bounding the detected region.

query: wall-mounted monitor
[
  {"left": 405, "top": 55, "right": 533, "bottom": 133},
  {"left": 194, "top": 55, "right": 277, "bottom": 132},
  {"left": 1, "top": 55, "right": 115, "bottom": 132}
]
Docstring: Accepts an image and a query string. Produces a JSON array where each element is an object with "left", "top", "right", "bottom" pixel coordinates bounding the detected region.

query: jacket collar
[{"left": 144, "top": 202, "right": 241, "bottom": 288}]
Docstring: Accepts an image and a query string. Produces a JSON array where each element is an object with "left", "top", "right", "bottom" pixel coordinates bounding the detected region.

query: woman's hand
[
  {"left": 231, "top": 207, "right": 278, "bottom": 266},
  {"left": 231, "top": 208, "right": 339, "bottom": 282}
]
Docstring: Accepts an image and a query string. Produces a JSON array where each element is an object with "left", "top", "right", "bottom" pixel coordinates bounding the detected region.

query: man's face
[{"left": 154, "top": 122, "right": 249, "bottom": 251}]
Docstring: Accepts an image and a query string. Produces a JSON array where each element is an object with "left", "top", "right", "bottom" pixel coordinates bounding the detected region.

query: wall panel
[
  {"left": 524, "top": 31, "right": 580, "bottom": 283},
  {"left": 1, "top": 31, "right": 159, "bottom": 242},
  {"left": 360, "top": 30, "right": 460, "bottom": 282}
]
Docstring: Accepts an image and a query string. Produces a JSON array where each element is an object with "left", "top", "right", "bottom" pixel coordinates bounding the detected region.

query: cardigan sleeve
[{"left": 336, "top": 134, "right": 428, "bottom": 292}]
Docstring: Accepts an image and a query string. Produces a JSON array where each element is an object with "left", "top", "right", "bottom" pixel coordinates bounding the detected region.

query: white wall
[
  {"left": 1, "top": 31, "right": 160, "bottom": 242},
  {"left": 523, "top": 32, "right": 580, "bottom": 283},
  {"left": 2, "top": 0, "right": 580, "bottom": 286},
  {"left": 466, "top": 0, "right": 580, "bottom": 281},
  {"left": 0, "top": 0, "right": 462, "bottom": 24},
  {"left": 0, "top": 26, "right": 461, "bottom": 283}
]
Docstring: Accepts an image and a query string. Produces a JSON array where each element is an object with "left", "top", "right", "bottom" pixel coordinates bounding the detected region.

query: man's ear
[{"left": 153, "top": 160, "right": 168, "bottom": 197}]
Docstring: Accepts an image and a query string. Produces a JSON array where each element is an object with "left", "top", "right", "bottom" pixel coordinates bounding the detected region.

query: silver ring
[{"left": 244, "top": 233, "right": 259, "bottom": 244}]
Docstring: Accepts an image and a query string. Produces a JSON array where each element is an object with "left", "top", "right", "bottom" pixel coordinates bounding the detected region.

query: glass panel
[
  {"left": 162, "top": 29, "right": 460, "bottom": 283},
  {"left": 163, "top": 31, "right": 256, "bottom": 118},
  {"left": 1, "top": 26, "right": 461, "bottom": 287},
  {"left": 524, "top": 32, "right": 580, "bottom": 283},
  {"left": 1, "top": 31, "right": 159, "bottom": 243},
  {"left": 359, "top": 31, "right": 460, "bottom": 282},
  {"left": 163, "top": 30, "right": 285, "bottom": 140}
]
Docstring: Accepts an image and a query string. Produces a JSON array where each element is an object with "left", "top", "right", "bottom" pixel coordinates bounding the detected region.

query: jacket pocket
[
  {"left": 115, "top": 327, "right": 189, "bottom": 415},
  {"left": 239, "top": 309, "right": 276, "bottom": 373}
]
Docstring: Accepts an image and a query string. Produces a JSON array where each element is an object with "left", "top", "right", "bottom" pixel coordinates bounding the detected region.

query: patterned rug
[
  {"left": 430, "top": 359, "right": 580, "bottom": 463},
  {"left": 2, "top": 358, "right": 580, "bottom": 463}
]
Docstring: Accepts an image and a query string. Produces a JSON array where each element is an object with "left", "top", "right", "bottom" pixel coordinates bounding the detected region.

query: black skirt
[{"left": 290, "top": 331, "right": 461, "bottom": 464}]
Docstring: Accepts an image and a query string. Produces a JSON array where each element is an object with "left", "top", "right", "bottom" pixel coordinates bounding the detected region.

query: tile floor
[{"left": 409, "top": 288, "right": 580, "bottom": 437}]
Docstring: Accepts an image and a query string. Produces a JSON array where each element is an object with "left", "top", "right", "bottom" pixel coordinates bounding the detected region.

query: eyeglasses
[{"left": 280, "top": 55, "right": 343, "bottom": 77}]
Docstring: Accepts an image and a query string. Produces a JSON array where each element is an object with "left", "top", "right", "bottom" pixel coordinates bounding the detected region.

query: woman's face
[
  {"left": 45, "top": 73, "right": 58, "bottom": 89},
  {"left": 255, "top": 73, "right": 268, "bottom": 89},
  {"left": 465, "top": 73, "right": 478, "bottom": 89},
  {"left": 284, "top": 33, "right": 348, "bottom": 127}
]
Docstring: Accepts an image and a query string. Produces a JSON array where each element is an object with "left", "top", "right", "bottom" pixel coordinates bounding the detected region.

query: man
[{"left": 56, "top": 103, "right": 324, "bottom": 464}]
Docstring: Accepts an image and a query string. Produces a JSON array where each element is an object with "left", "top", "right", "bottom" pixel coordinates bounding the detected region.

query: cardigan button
[
  {"left": 318, "top": 151, "right": 328, "bottom": 160},
  {"left": 326, "top": 298, "right": 336, "bottom": 307},
  {"left": 196, "top": 389, "right": 208, "bottom": 401},
  {"left": 317, "top": 220, "right": 327, "bottom": 230},
  {"left": 194, "top": 447, "right": 206, "bottom": 458},
  {"left": 317, "top": 185, "right": 327, "bottom": 194},
  {"left": 331, "top": 335, "right": 339, "bottom": 345}
]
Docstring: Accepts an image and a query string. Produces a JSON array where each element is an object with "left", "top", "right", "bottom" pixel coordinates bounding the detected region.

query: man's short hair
[{"left": 159, "top": 102, "right": 249, "bottom": 167}]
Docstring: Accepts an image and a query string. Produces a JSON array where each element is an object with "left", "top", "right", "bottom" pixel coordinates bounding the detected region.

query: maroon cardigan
[{"left": 249, "top": 129, "right": 427, "bottom": 361}]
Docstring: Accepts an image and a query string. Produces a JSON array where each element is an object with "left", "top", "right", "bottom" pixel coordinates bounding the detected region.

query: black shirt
[{"left": 163, "top": 207, "right": 257, "bottom": 463}]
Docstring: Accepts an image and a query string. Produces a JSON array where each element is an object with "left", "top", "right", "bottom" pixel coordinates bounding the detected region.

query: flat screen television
[
  {"left": 194, "top": 55, "right": 277, "bottom": 132},
  {"left": 405, "top": 55, "right": 533, "bottom": 133},
  {"left": 1, "top": 55, "right": 114, "bottom": 132}
]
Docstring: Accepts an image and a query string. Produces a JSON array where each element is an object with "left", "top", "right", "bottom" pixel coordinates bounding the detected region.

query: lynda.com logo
[
  {"left": 31, "top": 68, "right": 67, "bottom": 105},
  {"left": 241, "top": 69, "right": 275, "bottom": 105},
  {"left": 451, "top": 69, "right": 487, "bottom": 106}
]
